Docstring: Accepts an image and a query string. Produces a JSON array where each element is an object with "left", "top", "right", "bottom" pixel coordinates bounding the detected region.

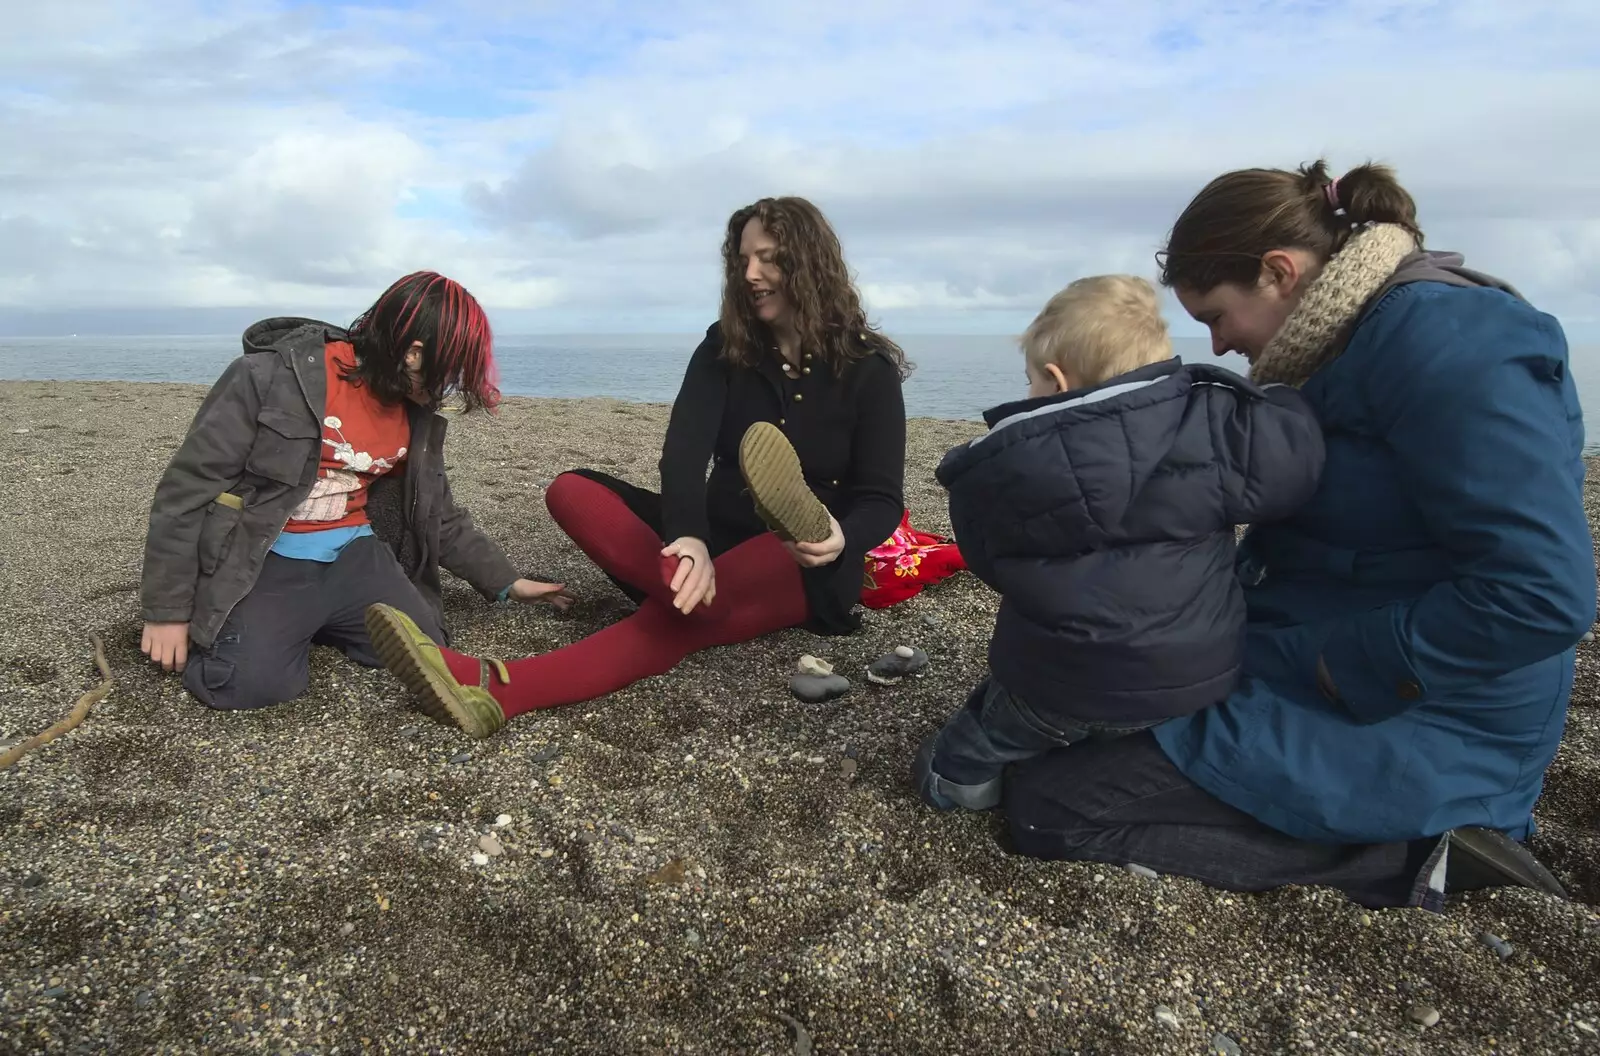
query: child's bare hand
[{"left": 141, "top": 621, "right": 190, "bottom": 672}]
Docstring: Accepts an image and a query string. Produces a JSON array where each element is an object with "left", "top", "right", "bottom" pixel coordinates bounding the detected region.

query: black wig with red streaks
[{"left": 343, "top": 271, "right": 501, "bottom": 413}]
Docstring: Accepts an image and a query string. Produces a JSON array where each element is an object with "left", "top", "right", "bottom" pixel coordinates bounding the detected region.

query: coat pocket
[
  {"left": 246, "top": 406, "right": 319, "bottom": 485},
  {"left": 198, "top": 496, "right": 243, "bottom": 575}
]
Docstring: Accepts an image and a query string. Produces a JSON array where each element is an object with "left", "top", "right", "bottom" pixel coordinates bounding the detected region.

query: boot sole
[
  {"left": 738, "top": 422, "right": 832, "bottom": 544},
  {"left": 364, "top": 604, "right": 496, "bottom": 740}
]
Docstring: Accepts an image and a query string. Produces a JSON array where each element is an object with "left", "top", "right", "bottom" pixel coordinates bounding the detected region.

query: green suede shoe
[
  {"left": 364, "top": 603, "right": 508, "bottom": 740},
  {"left": 738, "top": 421, "right": 832, "bottom": 544}
]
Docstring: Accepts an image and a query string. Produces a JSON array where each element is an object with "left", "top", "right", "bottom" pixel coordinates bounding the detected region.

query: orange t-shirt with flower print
[{"left": 279, "top": 341, "right": 410, "bottom": 534}]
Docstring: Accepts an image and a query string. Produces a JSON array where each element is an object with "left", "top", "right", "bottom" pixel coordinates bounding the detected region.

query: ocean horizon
[{"left": 3, "top": 333, "right": 1598, "bottom": 451}]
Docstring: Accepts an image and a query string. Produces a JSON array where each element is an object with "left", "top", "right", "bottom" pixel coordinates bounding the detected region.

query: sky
[{"left": 1, "top": 0, "right": 1597, "bottom": 338}]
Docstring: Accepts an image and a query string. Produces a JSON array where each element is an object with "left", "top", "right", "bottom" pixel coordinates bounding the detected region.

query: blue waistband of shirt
[{"left": 269, "top": 524, "right": 374, "bottom": 563}]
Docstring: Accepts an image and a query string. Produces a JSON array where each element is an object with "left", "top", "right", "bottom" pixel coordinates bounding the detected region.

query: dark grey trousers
[
  {"left": 1005, "top": 731, "right": 1447, "bottom": 910},
  {"left": 182, "top": 535, "right": 445, "bottom": 711}
]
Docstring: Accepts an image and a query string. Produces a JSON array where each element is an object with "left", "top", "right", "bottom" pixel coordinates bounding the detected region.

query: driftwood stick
[{"left": 0, "top": 634, "right": 113, "bottom": 770}]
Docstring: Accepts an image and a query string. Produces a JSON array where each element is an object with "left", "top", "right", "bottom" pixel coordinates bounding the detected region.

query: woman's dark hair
[
  {"left": 1157, "top": 159, "right": 1424, "bottom": 293},
  {"left": 718, "top": 196, "right": 911, "bottom": 379},
  {"left": 343, "top": 271, "right": 500, "bottom": 412}
]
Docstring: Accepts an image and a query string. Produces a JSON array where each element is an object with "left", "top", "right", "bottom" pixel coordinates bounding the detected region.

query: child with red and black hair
[{"left": 138, "top": 271, "right": 571, "bottom": 712}]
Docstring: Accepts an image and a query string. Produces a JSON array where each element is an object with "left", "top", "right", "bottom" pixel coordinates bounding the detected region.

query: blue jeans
[{"left": 915, "top": 675, "right": 1162, "bottom": 811}]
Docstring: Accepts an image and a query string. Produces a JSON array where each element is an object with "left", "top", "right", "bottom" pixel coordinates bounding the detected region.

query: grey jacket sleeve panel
[
  {"left": 139, "top": 355, "right": 265, "bottom": 624},
  {"left": 436, "top": 473, "right": 520, "bottom": 601}
]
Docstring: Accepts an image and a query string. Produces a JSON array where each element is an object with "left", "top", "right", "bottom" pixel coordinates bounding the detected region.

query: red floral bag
[{"left": 860, "top": 510, "right": 967, "bottom": 609}]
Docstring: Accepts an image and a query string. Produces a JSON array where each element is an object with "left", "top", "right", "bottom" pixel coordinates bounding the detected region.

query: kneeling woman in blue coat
[{"left": 1005, "top": 159, "right": 1596, "bottom": 908}]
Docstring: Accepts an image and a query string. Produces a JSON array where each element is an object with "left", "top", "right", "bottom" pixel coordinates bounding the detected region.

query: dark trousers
[
  {"left": 917, "top": 675, "right": 1160, "bottom": 810},
  {"left": 182, "top": 535, "right": 445, "bottom": 711},
  {"left": 1004, "top": 731, "right": 1446, "bottom": 909}
]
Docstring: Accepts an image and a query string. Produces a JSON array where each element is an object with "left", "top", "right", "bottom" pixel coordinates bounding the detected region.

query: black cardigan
[{"left": 658, "top": 323, "right": 907, "bottom": 634}]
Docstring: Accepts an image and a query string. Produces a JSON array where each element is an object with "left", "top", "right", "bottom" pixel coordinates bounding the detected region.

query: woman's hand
[
  {"left": 141, "top": 621, "right": 191, "bottom": 672},
  {"left": 662, "top": 536, "right": 716, "bottom": 613},
  {"left": 508, "top": 578, "right": 575, "bottom": 611},
  {"left": 786, "top": 513, "right": 846, "bottom": 568}
]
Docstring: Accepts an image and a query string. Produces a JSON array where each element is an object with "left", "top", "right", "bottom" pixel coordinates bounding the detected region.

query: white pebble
[
  {"left": 894, "top": 645, "right": 915, "bottom": 659},
  {"left": 797, "top": 654, "right": 834, "bottom": 676},
  {"left": 1407, "top": 1004, "right": 1441, "bottom": 1028},
  {"left": 471, "top": 852, "right": 490, "bottom": 866},
  {"left": 494, "top": 814, "right": 513, "bottom": 827}
]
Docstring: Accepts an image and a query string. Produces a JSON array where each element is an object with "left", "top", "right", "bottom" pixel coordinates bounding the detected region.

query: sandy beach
[{"left": 1, "top": 379, "right": 1597, "bottom": 1055}]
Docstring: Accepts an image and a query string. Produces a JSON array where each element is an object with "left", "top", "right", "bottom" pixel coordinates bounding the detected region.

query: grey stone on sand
[
  {"left": 866, "top": 644, "right": 930, "bottom": 684},
  {"left": 790, "top": 672, "right": 850, "bottom": 703},
  {"left": 1, "top": 382, "right": 1597, "bottom": 1055},
  {"left": 1209, "top": 1033, "right": 1242, "bottom": 1056}
]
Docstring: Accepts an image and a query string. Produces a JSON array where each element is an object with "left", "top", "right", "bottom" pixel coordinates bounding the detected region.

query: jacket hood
[
  {"left": 1378, "top": 250, "right": 1524, "bottom": 303},
  {"left": 241, "top": 317, "right": 344, "bottom": 357},
  {"left": 938, "top": 359, "right": 1235, "bottom": 552}
]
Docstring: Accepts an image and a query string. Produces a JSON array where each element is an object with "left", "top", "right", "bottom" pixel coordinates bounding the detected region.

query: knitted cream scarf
[{"left": 1248, "top": 223, "right": 1418, "bottom": 388}]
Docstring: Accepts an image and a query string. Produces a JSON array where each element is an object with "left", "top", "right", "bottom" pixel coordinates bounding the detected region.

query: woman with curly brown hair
[{"left": 362, "top": 197, "right": 910, "bottom": 737}]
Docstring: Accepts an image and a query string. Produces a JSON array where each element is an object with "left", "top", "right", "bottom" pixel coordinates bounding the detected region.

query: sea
[{"left": 3, "top": 333, "right": 1599, "bottom": 451}]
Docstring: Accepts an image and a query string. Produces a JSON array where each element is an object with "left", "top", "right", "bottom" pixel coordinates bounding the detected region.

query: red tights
[{"left": 437, "top": 472, "right": 809, "bottom": 716}]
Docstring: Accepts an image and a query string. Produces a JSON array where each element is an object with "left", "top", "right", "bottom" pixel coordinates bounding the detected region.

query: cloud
[{"left": 0, "top": 0, "right": 1597, "bottom": 338}]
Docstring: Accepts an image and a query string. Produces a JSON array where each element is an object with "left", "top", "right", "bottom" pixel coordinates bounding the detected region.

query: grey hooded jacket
[{"left": 139, "top": 318, "right": 519, "bottom": 648}]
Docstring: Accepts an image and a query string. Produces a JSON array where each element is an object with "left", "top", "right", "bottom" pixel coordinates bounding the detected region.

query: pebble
[
  {"left": 1154, "top": 1004, "right": 1181, "bottom": 1030},
  {"left": 530, "top": 744, "right": 562, "bottom": 763},
  {"left": 42, "top": 986, "right": 67, "bottom": 999},
  {"left": 495, "top": 813, "right": 513, "bottom": 827},
  {"left": 1478, "top": 932, "right": 1514, "bottom": 959},
  {"left": 686, "top": 928, "right": 702, "bottom": 947},
  {"left": 894, "top": 645, "right": 915, "bottom": 659},
  {"left": 134, "top": 990, "right": 155, "bottom": 1010},
  {"left": 1126, "top": 863, "right": 1159, "bottom": 880},
  {"left": 471, "top": 852, "right": 490, "bottom": 866},
  {"left": 339, "top": 922, "right": 355, "bottom": 937},
  {"left": 789, "top": 672, "right": 851, "bottom": 703},
  {"left": 449, "top": 751, "right": 472, "bottom": 764},
  {"left": 1576, "top": 1021, "right": 1597, "bottom": 1037},
  {"left": 478, "top": 834, "right": 504, "bottom": 857},
  {"left": 21, "top": 872, "right": 45, "bottom": 889},
  {"left": 1209, "top": 1034, "right": 1242, "bottom": 1056},
  {"left": 397, "top": 725, "right": 421, "bottom": 740},
  {"left": 796, "top": 654, "right": 834, "bottom": 677},
  {"left": 1584, "top": 630, "right": 1595, "bottom": 642},
  {"left": 12, "top": 427, "right": 29, "bottom": 434},
  {"left": 1407, "top": 1003, "right": 1441, "bottom": 1028}
]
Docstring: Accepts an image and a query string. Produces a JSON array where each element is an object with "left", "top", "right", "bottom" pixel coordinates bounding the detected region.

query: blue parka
[{"left": 1152, "top": 254, "right": 1597, "bottom": 843}]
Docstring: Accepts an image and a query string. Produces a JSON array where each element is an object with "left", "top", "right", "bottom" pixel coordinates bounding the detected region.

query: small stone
[
  {"left": 1576, "top": 1021, "right": 1597, "bottom": 1037},
  {"left": 796, "top": 654, "right": 834, "bottom": 677},
  {"left": 449, "top": 751, "right": 472, "bottom": 764},
  {"left": 894, "top": 645, "right": 915, "bottom": 659},
  {"left": 576, "top": 830, "right": 598, "bottom": 845},
  {"left": 339, "top": 922, "right": 355, "bottom": 937},
  {"left": 12, "top": 428, "right": 30, "bottom": 434},
  {"left": 789, "top": 673, "right": 851, "bottom": 703},
  {"left": 1583, "top": 630, "right": 1595, "bottom": 643},
  {"left": 397, "top": 725, "right": 421, "bottom": 740},
  {"left": 42, "top": 986, "right": 67, "bottom": 999},
  {"left": 471, "top": 852, "right": 490, "bottom": 866},
  {"left": 494, "top": 814, "right": 513, "bottom": 827},
  {"left": 21, "top": 872, "right": 45, "bottom": 889},
  {"left": 841, "top": 758, "right": 859, "bottom": 782},
  {"left": 1478, "top": 932, "right": 1514, "bottom": 960},
  {"left": 478, "top": 834, "right": 504, "bottom": 857},
  {"left": 538, "top": 848, "right": 555, "bottom": 859},
  {"left": 530, "top": 744, "right": 561, "bottom": 763},
  {"left": 1126, "top": 863, "right": 1158, "bottom": 880},
  {"left": 866, "top": 646, "right": 930, "bottom": 685},
  {"left": 1208, "top": 1034, "right": 1242, "bottom": 1056},
  {"left": 1154, "top": 1004, "right": 1181, "bottom": 1030},
  {"left": 1407, "top": 1004, "right": 1441, "bottom": 1029},
  {"left": 686, "top": 928, "right": 702, "bottom": 947},
  {"left": 134, "top": 990, "right": 155, "bottom": 1010}
]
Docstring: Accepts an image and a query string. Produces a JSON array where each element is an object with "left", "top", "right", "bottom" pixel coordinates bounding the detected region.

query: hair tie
[{"left": 1323, "top": 178, "right": 1342, "bottom": 211}]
